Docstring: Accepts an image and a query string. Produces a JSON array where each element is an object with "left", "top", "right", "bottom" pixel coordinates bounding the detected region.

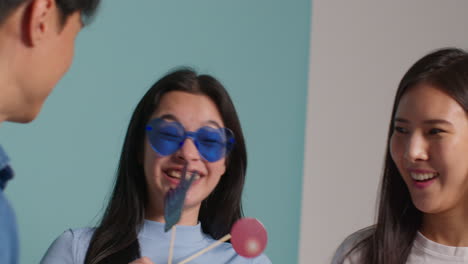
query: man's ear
[{"left": 25, "top": 0, "right": 56, "bottom": 46}]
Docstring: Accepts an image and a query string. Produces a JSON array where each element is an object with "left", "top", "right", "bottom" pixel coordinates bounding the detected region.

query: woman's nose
[
  {"left": 176, "top": 137, "right": 201, "bottom": 162},
  {"left": 404, "top": 133, "right": 429, "bottom": 162}
]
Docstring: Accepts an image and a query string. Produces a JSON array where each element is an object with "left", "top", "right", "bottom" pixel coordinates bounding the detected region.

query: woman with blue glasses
[{"left": 40, "top": 68, "right": 271, "bottom": 264}]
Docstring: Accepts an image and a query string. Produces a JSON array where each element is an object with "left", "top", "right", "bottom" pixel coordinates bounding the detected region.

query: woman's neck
[
  {"left": 420, "top": 202, "right": 468, "bottom": 247},
  {"left": 145, "top": 204, "right": 201, "bottom": 226}
]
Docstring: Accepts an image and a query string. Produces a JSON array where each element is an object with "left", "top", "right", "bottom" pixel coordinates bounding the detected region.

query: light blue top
[
  {"left": 0, "top": 145, "right": 19, "bottom": 264},
  {"left": 41, "top": 219, "right": 272, "bottom": 264}
]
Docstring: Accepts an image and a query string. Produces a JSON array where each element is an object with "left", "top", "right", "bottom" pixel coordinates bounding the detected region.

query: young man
[{"left": 0, "top": 0, "right": 100, "bottom": 263}]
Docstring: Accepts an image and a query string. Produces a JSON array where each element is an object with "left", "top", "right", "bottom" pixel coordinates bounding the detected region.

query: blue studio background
[{"left": 0, "top": 1, "right": 310, "bottom": 263}]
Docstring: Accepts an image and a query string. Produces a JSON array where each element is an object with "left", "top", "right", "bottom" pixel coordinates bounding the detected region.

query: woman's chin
[
  {"left": 412, "top": 198, "right": 444, "bottom": 214},
  {"left": 183, "top": 194, "right": 203, "bottom": 210}
]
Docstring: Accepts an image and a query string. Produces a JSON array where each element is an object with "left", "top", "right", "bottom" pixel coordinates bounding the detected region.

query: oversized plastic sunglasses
[{"left": 145, "top": 118, "right": 235, "bottom": 162}]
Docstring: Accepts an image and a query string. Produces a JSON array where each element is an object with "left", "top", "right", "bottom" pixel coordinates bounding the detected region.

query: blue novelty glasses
[{"left": 145, "top": 118, "right": 235, "bottom": 162}]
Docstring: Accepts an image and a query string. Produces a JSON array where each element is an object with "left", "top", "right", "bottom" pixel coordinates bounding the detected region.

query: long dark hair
[
  {"left": 342, "top": 48, "right": 468, "bottom": 264},
  {"left": 84, "top": 68, "right": 247, "bottom": 264}
]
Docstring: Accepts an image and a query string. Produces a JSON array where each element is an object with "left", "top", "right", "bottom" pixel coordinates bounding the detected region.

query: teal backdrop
[{"left": 0, "top": 0, "right": 310, "bottom": 263}]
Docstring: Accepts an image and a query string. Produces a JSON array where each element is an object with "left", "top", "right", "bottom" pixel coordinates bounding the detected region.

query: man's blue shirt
[{"left": 0, "top": 145, "right": 19, "bottom": 264}]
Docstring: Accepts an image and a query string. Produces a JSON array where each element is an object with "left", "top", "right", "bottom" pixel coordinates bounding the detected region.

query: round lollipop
[
  {"left": 231, "top": 218, "right": 268, "bottom": 258},
  {"left": 177, "top": 217, "right": 268, "bottom": 264}
]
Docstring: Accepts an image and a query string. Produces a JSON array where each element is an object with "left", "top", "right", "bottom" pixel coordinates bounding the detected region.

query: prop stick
[
  {"left": 177, "top": 234, "right": 231, "bottom": 264},
  {"left": 167, "top": 226, "right": 176, "bottom": 264},
  {"left": 177, "top": 218, "right": 268, "bottom": 264},
  {"left": 164, "top": 164, "right": 197, "bottom": 231},
  {"left": 164, "top": 163, "right": 197, "bottom": 263}
]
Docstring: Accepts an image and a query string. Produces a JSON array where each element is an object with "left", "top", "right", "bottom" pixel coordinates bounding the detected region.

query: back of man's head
[
  {"left": 0, "top": 0, "right": 101, "bottom": 123},
  {"left": 0, "top": 0, "right": 100, "bottom": 26}
]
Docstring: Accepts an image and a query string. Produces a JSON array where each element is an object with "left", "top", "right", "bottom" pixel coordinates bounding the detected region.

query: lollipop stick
[
  {"left": 177, "top": 234, "right": 232, "bottom": 264},
  {"left": 168, "top": 226, "right": 176, "bottom": 264}
]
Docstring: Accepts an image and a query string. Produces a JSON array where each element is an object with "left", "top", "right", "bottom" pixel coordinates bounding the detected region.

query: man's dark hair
[{"left": 0, "top": 0, "right": 100, "bottom": 26}]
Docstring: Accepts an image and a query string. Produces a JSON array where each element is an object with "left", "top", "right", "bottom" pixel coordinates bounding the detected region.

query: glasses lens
[
  {"left": 146, "top": 118, "right": 235, "bottom": 162},
  {"left": 196, "top": 127, "right": 234, "bottom": 162},
  {"left": 147, "top": 119, "right": 184, "bottom": 156}
]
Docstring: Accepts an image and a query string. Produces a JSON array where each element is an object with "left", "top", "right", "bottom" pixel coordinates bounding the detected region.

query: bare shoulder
[{"left": 331, "top": 227, "right": 374, "bottom": 264}]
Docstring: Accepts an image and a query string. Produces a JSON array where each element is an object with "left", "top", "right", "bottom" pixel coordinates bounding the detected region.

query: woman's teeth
[
  {"left": 167, "top": 170, "right": 201, "bottom": 180},
  {"left": 410, "top": 172, "right": 438, "bottom": 181},
  {"left": 168, "top": 170, "right": 182, "bottom": 179}
]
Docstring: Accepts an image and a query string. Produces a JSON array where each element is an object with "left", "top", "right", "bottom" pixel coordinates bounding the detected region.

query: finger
[
  {"left": 141, "top": 256, "right": 154, "bottom": 264},
  {"left": 129, "top": 257, "right": 154, "bottom": 264}
]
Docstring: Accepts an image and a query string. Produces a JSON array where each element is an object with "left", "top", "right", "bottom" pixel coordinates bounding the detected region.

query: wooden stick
[
  {"left": 177, "top": 234, "right": 232, "bottom": 264},
  {"left": 168, "top": 226, "right": 176, "bottom": 264}
]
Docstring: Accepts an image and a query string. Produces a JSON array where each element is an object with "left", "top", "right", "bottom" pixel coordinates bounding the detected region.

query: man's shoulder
[
  {"left": 0, "top": 145, "right": 14, "bottom": 189},
  {"left": 0, "top": 145, "right": 10, "bottom": 169},
  {"left": 0, "top": 189, "right": 19, "bottom": 264}
]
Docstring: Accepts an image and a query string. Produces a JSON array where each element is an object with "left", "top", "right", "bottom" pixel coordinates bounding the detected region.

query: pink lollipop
[
  {"left": 231, "top": 218, "right": 268, "bottom": 258},
  {"left": 177, "top": 217, "right": 268, "bottom": 264}
]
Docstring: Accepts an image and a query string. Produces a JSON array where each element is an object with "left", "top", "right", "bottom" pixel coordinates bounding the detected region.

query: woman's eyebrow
[
  {"left": 156, "top": 115, "right": 222, "bottom": 128},
  {"left": 158, "top": 114, "right": 179, "bottom": 122},
  {"left": 206, "top": 120, "right": 222, "bottom": 128},
  {"left": 394, "top": 117, "right": 409, "bottom": 123},
  {"left": 394, "top": 117, "right": 453, "bottom": 126},
  {"left": 423, "top": 119, "right": 453, "bottom": 126}
]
